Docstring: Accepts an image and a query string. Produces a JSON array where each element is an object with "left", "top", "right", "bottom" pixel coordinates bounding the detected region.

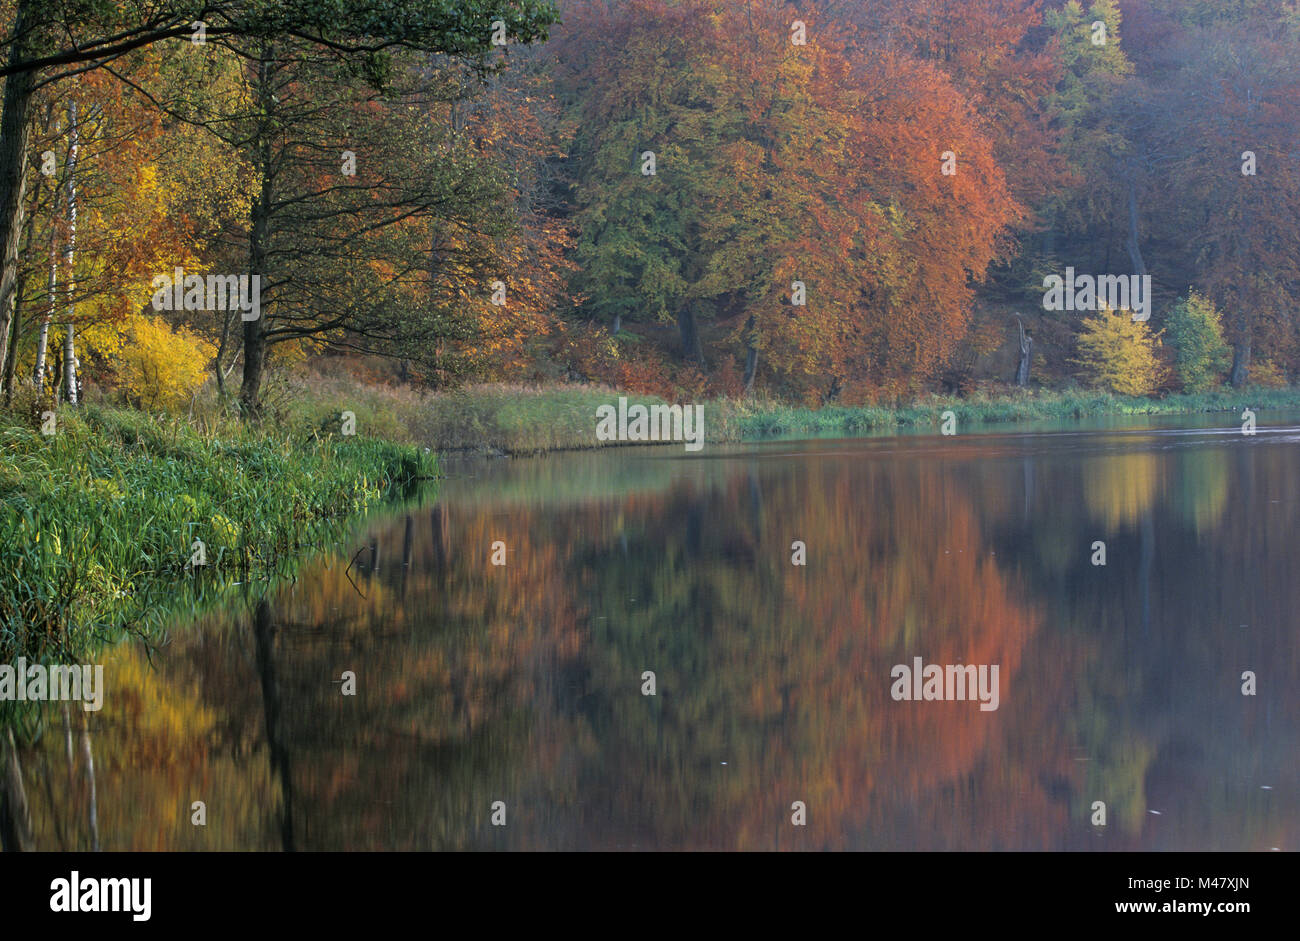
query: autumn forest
[
  {"left": 0, "top": 0, "right": 1298, "bottom": 411},
  {"left": 0, "top": 0, "right": 1296, "bottom": 872}
]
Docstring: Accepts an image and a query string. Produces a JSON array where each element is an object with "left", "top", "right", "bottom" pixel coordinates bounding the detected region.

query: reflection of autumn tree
[
  {"left": 15, "top": 506, "right": 593, "bottom": 849},
  {"left": 15, "top": 435, "right": 1299, "bottom": 850},
  {"left": 22, "top": 643, "right": 274, "bottom": 850},
  {"left": 1173, "top": 446, "right": 1229, "bottom": 536},
  {"left": 573, "top": 460, "right": 1061, "bottom": 849},
  {"left": 16, "top": 467, "right": 1060, "bottom": 850},
  {"left": 1082, "top": 451, "right": 1162, "bottom": 530},
  {"left": 229, "top": 507, "right": 589, "bottom": 850},
  {"left": 998, "top": 435, "right": 1300, "bottom": 849}
]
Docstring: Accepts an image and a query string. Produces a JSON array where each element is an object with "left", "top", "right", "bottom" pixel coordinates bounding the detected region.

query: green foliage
[
  {"left": 1166, "top": 290, "right": 1231, "bottom": 392},
  {"left": 0, "top": 405, "right": 434, "bottom": 662},
  {"left": 283, "top": 376, "right": 1300, "bottom": 455},
  {"left": 724, "top": 385, "right": 1300, "bottom": 439},
  {"left": 1047, "top": 0, "right": 1134, "bottom": 123},
  {"left": 1042, "top": 0, "right": 1133, "bottom": 238},
  {"left": 421, "top": 384, "right": 673, "bottom": 455}
]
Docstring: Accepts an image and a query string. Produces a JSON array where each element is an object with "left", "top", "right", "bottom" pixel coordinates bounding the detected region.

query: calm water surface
[{"left": 21, "top": 413, "right": 1300, "bottom": 849}]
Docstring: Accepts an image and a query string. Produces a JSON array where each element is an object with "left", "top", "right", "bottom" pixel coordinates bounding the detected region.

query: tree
[
  {"left": 0, "top": 0, "right": 561, "bottom": 398},
  {"left": 560, "top": 0, "right": 1022, "bottom": 397},
  {"left": 1072, "top": 307, "right": 1166, "bottom": 395},
  {"left": 1148, "top": 18, "right": 1300, "bottom": 386},
  {"left": 559, "top": 0, "right": 719, "bottom": 363},
  {"left": 1015, "top": 315, "right": 1033, "bottom": 386},
  {"left": 419, "top": 43, "right": 576, "bottom": 384},
  {"left": 1165, "top": 290, "right": 1230, "bottom": 392},
  {"left": 230, "top": 42, "right": 559, "bottom": 412},
  {"left": 848, "top": 0, "right": 1065, "bottom": 213},
  {"left": 1040, "top": 0, "right": 1134, "bottom": 260},
  {"left": 6, "top": 56, "right": 243, "bottom": 405}
]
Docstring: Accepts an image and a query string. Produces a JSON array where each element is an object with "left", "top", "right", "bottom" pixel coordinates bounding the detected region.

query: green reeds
[{"left": 0, "top": 405, "right": 435, "bottom": 664}]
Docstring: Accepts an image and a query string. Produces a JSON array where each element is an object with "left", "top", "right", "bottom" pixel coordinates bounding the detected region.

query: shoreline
[
  {"left": 409, "top": 385, "right": 1300, "bottom": 458},
  {"left": 0, "top": 405, "right": 434, "bottom": 672},
  {"left": 6, "top": 384, "right": 1289, "bottom": 665}
]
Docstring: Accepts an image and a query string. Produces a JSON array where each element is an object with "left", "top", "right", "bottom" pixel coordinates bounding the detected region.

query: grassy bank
[
  {"left": 723, "top": 386, "right": 1300, "bottom": 439},
  {"left": 0, "top": 405, "right": 434, "bottom": 664},
  {"left": 278, "top": 375, "right": 676, "bottom": 455},
  {"left": 278, "top": 374, "right": 1300, "bottom": 455}
]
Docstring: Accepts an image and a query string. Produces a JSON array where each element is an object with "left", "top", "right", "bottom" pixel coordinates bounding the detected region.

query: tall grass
[
  {"left": 199, "top": 372, "right": 1300, "bottom": 458},
  {"left": 274, "top": 375, "right": 675, "bottom": 455},
  {"left": 0, "top": 405, "right": 434, "bottom": 665},
  {"left": 720, "top": 386, "right": 1300, "bottom": 439}
]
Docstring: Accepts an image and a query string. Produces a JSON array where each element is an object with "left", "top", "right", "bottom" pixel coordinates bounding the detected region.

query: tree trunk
[
  {"left": 3, "top": 152, "right": 45, "bottom": 402},
  {"left": 1125, "top": 170, "right": 1148, "bottom": 278},
  {"left": 0, "top": 728, "right": 34, "bottom": 851},
  {"left": 253, "top": 599, "right": 295, "bottom": 852},
  {"left": 240, "top": 50, "right": 274, "bottom": 418},
  {"left": 61, "top": 100, "right": 79, "bottom": 405},
  {"left": 61, "top": 325, "right": 76, "bottom": 403},
  {"left": 214, "top": 307, "right": 239, "bottom": 397},
  {"left": 2, "top": 267, "right": 21, "bottom": 403},
  {"left": 1014, "top": 316, "right": 1032, "bottom": 387},
  {"left": 742, "top": 314, "right": 758, "bottom": 395},
  {"left": 240, "top": 300, "right": 267, "bottom": 415},
  {"left": 1231, "top": 336, "right": 1251, "bottom": 388},
  {"left": 676, "top": 305, "right": 704, "bottom": 367},
  {"left": 824, "top": 375, "right": 842, "bottom": 404},
  {"left": 0, "top": 1, "right": 39, "bottom": 387},
  {"left": 35, "top": 225, "right": 56, "bottom": 387}
]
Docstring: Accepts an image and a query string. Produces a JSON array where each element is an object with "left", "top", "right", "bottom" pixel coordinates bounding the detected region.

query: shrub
[
  {"left": 116, "top": 315, "right": 215, "bottom": 412},
  {"left": 1165, "top": 290, "right": 1230, "bottom": 392},
  {"left": 1072, "top": 308, "right": 1167, "bottom": 396}
]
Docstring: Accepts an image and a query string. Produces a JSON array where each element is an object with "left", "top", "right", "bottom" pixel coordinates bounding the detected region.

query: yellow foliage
[
  {"left": 208, "top": 514, "right": 240, "bottom": 549},
  {"left": 116, "top": 315, "right": 214, "bottom": 412},
  {"left": 1083, "top": 452, "right": 1162, "bottom": 529},
  {"left": 1073, "top": 308, "right": 1167, "bottom": 396}
]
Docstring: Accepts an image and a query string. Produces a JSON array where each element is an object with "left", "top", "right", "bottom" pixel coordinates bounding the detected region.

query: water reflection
[{"left": 11, "top": 419, "right": 1300, "bottom": 850}]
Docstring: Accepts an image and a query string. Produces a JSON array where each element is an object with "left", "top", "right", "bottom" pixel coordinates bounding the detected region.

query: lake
[{"left": 17, "top": 413, "right": 1300, "bottom": 850}]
